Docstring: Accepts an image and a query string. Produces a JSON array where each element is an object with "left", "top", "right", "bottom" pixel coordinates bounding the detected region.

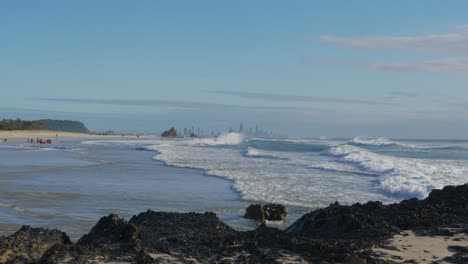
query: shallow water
[
  {"left": 0, "top": 139, "right": 265, "bottom": 240},
  {"left": 0, "top": 135, "right": 467, "bottom": 240}
]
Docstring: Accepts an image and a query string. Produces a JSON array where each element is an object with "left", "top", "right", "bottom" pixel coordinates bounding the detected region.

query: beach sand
[
  {"left": 372, "top": 230, "right": 468, "bottom": 263},
  {"left": 0, "top": 130, "right": 151, "bottom": 140}
]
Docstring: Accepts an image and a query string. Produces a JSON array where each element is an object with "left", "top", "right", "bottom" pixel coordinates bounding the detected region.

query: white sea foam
[
  {"left": 87, "top": 137, "right": 468, "bottom": 207},
  {"left": 349, "top": 137, "right": 395, "bottom": 146},
  {"left": 187, "top": 133, "right": 245, "bottom": 146},
  {"left": 348, "top": 137, "right": 453, "bottom": 150},
  {"left": 243, "top": 147, "right": 285, "bottom": 160},
  {"left": 328, "top": 145, "right": 468, "bottom": 199},
  {"left": 147, "top": 139, "right": 397, "bottom": 207},
  {"left": 245, "top": 147, "right": 261, "bottom": 157}
]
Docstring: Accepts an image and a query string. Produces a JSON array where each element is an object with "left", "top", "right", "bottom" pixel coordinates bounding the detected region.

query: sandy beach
[
  {"left": 372, "top": 230, "right": 468, "bottom": 263},
  {"left": 0, "top": 130, "right": 152, "bottom": 140}
]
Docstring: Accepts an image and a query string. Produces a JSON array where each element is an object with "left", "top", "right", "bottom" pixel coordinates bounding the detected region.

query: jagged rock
[
  {"left": 128, "top": 211, "right": 241, "bottom": 258},
  {"left": 0, "top": 184, "right": 466, "bottom": 263},
  {"left": 77, "top": 214, "right": 132, "bottom": 246},
  {"left": 245, "top": 204, "right": 265, "bottom": 221},
  {"left": 75, "top": 213, "right": 139, "bottom": 259},
  {"left": 286, "top": 184, "right": 468, "bottom": 240},
  {"left": 0, "top": 226, "right": 71, "bottom": 263},
  {"left": 161, "top": 127, "right": 177, "bottom": 138},
  {"left": 264, "top": 204, "right": 288, "bottom": 221},
  {"left": 39, "top": 243, "right": 70, "bottom": 264},
  {"left": 245, "top": 204, "right": 287, "bottom": 221},
  {"left": 285, "top": 201, "right": 397, "bottom": 240}
]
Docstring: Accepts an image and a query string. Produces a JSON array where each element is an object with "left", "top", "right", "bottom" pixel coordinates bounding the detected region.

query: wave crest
[
  {"left": 349, "top": 137, "right": 395, "bottom": 146},
  {"left": 188, "top": 133, "right": 245, "bottom": 146},
  {"left": 327, "top": 145, "right": 468, "bottom": 199}
]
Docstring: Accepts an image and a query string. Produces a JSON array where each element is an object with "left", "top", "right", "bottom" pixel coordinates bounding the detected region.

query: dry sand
[
  {"left": 372, "top": 230, "right": 468, "bottom": 263},
  {"left": 0, "top": 130, "right": 152, "bottom": 140}
]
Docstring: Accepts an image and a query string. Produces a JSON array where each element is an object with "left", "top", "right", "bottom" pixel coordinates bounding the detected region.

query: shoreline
[
  {"left": 0, "top": 184, "right": 466, "bottom": 263},
  {"left": 0, "top": 130, "right": 153, "bottom": 140}
]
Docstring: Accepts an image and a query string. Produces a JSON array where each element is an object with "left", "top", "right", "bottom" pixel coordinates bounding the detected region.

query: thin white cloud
[
  {"left": 313, "top": 57, "right": 468, "bottom": 75},
  {"left": 211, "top": 90, "right": 396, "bottom": 105},
  {"left": 388, "top": 91, "right": 420, "bottom": 98},
  {"left": 316, "top": 25, "right": 468, "bottom": 53},
  {"left": 32, "top": 97, "right": 331, "bottom": 113}
]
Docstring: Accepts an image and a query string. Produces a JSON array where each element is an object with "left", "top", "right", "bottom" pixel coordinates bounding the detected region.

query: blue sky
[{"left": 2, "top": 1, "right": 468, "bottom": 138}]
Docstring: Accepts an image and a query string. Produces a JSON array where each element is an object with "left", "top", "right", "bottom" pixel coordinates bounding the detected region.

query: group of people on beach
[{"left": 27, "top": 138, "right": 52, "bottom": 144}]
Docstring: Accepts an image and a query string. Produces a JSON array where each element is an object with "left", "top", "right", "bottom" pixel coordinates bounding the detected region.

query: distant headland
[
  {"left": 0, "top": 118, "right": 88, "bottom": 133},
  {"left": 0, "top": 118, "right": 149, "bottom": 140}
]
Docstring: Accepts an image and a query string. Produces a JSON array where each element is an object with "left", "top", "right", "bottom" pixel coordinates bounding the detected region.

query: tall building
[{"left": 239, "top": 122, "right": 243, "bottom": 133}]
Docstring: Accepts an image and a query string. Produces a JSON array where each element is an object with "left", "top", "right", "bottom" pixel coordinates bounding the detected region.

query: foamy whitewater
[{"left": 136, "top": 134, "right": 468, "bottom": 207}]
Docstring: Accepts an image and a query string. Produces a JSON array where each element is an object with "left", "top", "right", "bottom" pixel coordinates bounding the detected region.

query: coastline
[
  {"left": 0, "top": 130, "right": 152, "bottom": 140},
  {"left": 0, "top": 184, "right": 466, "bottom": 263}
]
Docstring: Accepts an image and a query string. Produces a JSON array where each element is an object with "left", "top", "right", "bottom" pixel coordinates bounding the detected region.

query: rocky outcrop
[
  {"left": 245, "top": 204, "right": 287, "bottom": 221},
  {"left": 0, "top": 226, "right": 71, "bottom": 263},
  {"left": 245, "top": 204, "right": 265, "bottom": 221},
  {"left": 285, "top": 201, "right": 397, "bottom": 240},
  {"left": 0, "top": 184, "right": 466, "bottom": 263},
  {"left": 286, "top": 184, "right": 468, "bottom": 241},
  {"left": 161, "top": 127, "right": 177, "bottom": 138},
  {"left": 264, "top": 204, "right": 288, "bottom": 221}
]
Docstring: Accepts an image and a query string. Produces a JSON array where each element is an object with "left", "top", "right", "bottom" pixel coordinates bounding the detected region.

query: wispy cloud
[
  {"left": 312, "top": 57, "right": 468, "bottom": 76},
  {"left": 316, "top": 25, "right": 468, "bottom": 53},
  {"left": 312, "top": 25, "right": 468, "bottom": 76},
  {"left": 211, "top": 90, "right": 395, "bottom": 106},
  {"left": 32, "top": 97, "right": 329, "bottom": 113},
  {"left": 388, "top": 91, "right": 420, "bottom": 98}
]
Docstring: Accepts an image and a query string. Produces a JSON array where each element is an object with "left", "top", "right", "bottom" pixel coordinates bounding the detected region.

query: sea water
[{"left": 0, "top": 134, "right": 467, "bottom": 240}]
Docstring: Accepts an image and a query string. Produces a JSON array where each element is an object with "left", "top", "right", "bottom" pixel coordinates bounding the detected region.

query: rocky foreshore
[{"left": 1, "top": 184, "right": 467, "bottom": 264}]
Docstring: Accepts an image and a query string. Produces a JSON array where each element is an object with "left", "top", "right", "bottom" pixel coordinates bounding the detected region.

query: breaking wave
[
  {"left": 187, "top": 133, "right": 245, "bottom": 146},
  {"left": 327, "top": 145, "right": 468, "bottom": 199}
]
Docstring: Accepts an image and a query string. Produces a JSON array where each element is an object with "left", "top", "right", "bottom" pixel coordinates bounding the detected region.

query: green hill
[{"left": 40, "top": 119, "right": 90, "bottom": 133}]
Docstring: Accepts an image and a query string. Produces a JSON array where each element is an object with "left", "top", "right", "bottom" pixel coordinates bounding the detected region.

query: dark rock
[
  {"left": 75, "top": 213, "right": 139, "bottom": 261},
  {"left": 245, "top": 204, "right": 265, "bottom": 221},
  {"left": 77, "top": 214, "right": 133, "bottom": 246},
  {"left": 444, "top": 245, "right": 468, "bottom": 263},
  {"left": 0, "top": 226, "right": 71, "bottom": 263},
  {"left": 286, "top": 184, "right": 468, "bottom": 241},
  {"left": 245, "top": 204, "right": 287, "bottom": 221},
  {"left": 161, "top": 127, "right": 177, "bottom": 138},
  {"left": 136, "top": 249, "right": 157, "bottom": 264},
  {"left": 346, "top": 254, "right": 367, "bottom": 264},
  {"left": 39, "top": 243, "right": 70, "bottom": 264},
  {"left": 128, "top": 211, "right": 241, "bottom": 258},
  {"left": 285, "top": 201, "right": 398, "bottom": 240},
  {"left": 1, "top": 184, "right": 467, "bottom": 263},
  {"left": 264, "top": 204, "right": 287, "bottom": 221}
]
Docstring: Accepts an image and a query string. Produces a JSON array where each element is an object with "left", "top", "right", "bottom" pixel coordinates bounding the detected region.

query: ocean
[{"left": 1, "top": 134, "right": 467, "bottom": 240}]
